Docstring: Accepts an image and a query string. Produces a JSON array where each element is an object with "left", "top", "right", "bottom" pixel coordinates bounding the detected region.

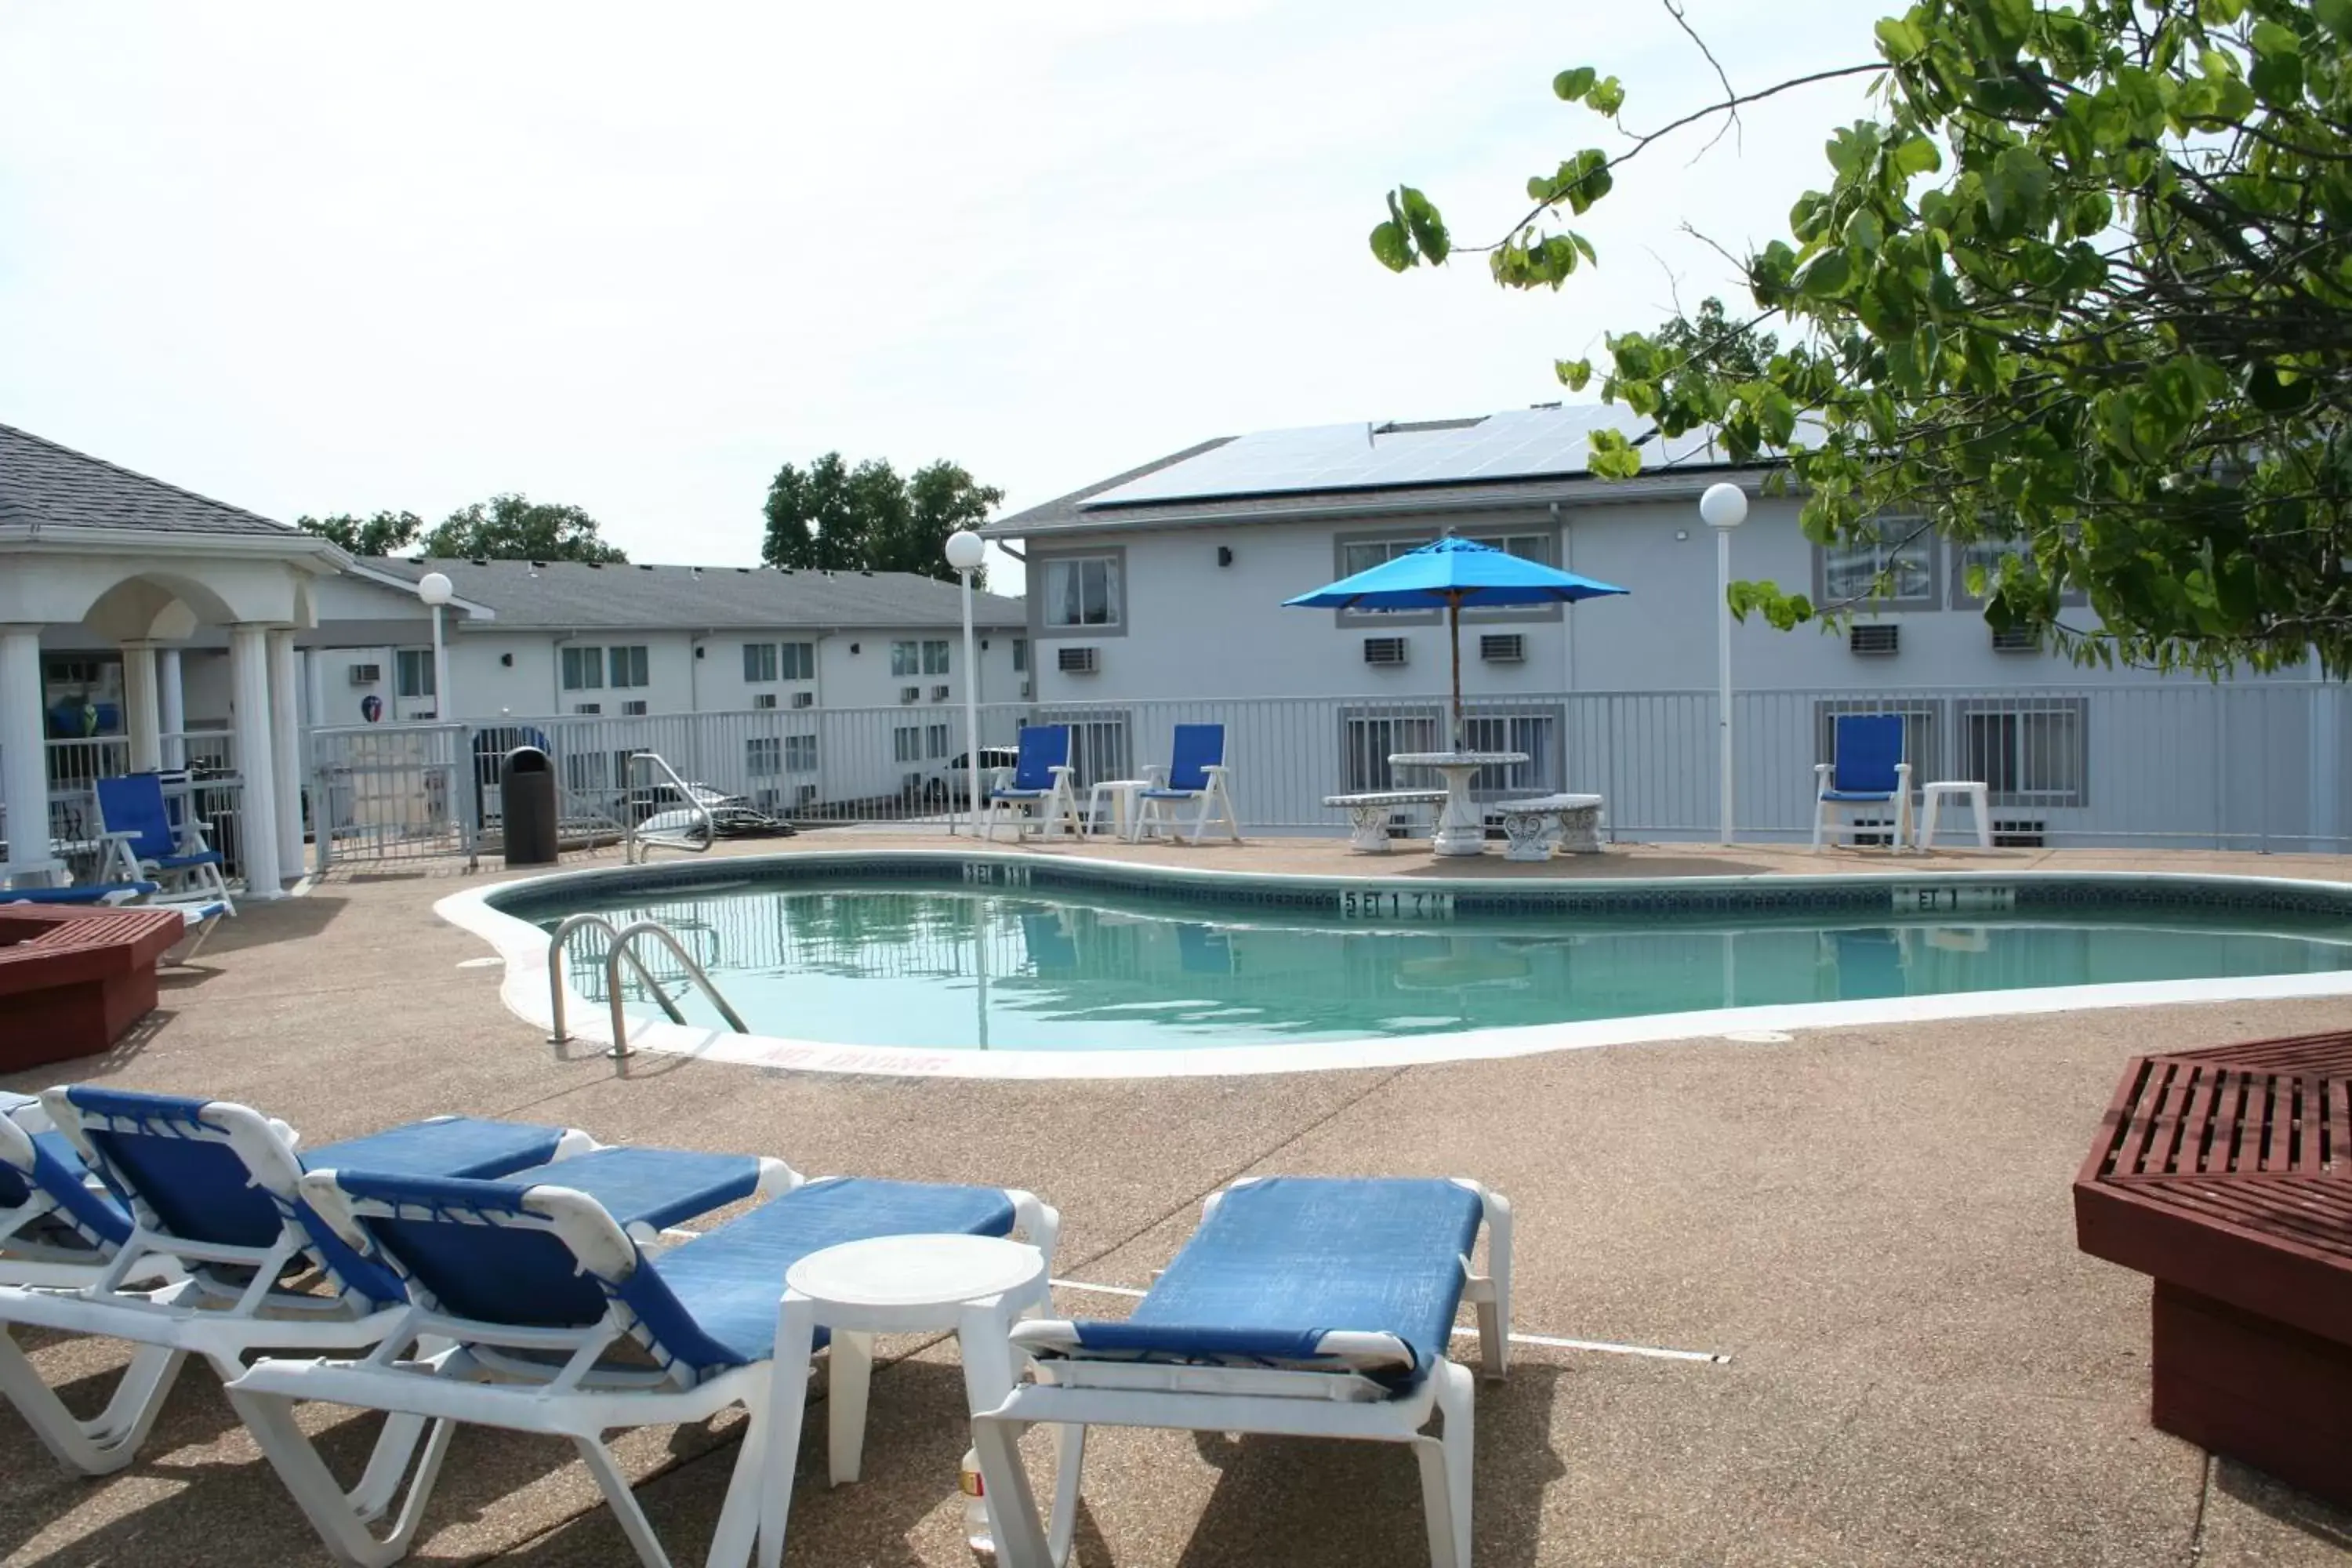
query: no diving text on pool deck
[
  {"left": 962, "top": 862, "right": 1033, "bottom": 887},
  {"left": 1892, "top": 884, "right": 2016, "bottom": 913},
  {"left": 1338, "top": 888, "right": 1456, "bottom": 920}
]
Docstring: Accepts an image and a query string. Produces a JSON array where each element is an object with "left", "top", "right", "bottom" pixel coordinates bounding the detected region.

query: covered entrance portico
[{"left": 0, "top": 423, "right": 352, "bottom": 898}]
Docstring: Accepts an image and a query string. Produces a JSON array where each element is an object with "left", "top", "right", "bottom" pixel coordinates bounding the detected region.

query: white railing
[{"left": 295, "top": 681, "right": 2352, "bottom": 858}]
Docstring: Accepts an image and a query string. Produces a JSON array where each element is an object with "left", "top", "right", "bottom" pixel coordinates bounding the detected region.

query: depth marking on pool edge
[{"left": 1048, "top": 1279, "right": 1730, "bottom": 1365}]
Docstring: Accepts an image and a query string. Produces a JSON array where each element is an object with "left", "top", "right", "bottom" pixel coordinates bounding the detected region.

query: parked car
[
  {"left": 927, "top": 748, "right": 1023, "bottom": 802},
  {"left": 632, "top": 781, "right": 795, "bottom": 838}
]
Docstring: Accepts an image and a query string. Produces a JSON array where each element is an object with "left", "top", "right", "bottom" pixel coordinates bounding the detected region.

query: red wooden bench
[
  {"left": 2074, "top": 1030, "right": 2352, "bottom": 1507},
  {"left": 0, "top": 906, "right": 184, "bottom": 1069}
]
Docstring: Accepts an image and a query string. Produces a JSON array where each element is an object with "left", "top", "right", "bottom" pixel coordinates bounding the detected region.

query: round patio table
[{"left": 1388, "top": 751, "right": 1527, "bottom": 857}]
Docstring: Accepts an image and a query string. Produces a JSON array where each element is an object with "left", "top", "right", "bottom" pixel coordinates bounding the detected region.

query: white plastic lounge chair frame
[
  {"left": 0, "top": 1093, "right": 594, "bottom": 1479},
  {"left": 973, "top": 1176, "right": 1512, "bottom": 1568},
  {"left": 226, "top": 1167, "right": 1054, "bottom": 1568},
  {"left": 1134, "top": 753, "right": 1241, "bottom": 845},
  {"left": 0, "top": 1095, "right": 158, "bottom": 1290}
]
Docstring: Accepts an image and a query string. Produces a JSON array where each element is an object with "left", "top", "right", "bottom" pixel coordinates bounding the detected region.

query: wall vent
[
  {"left": 791, "top": 691, "right": 815, "bottom": 708},
  {"left": 931, "top": 684, "right": 950, "bottom": 702},
  {"left": 754, "top": 692, "right": 779, "bottom": 710},
  {"left": 1991, "top": 625, "right": 2038, "bottom": 653},
  {"left": 1363, "top": 637, "right": 1410, "bottom": 666},
  {"left": 348, "top": 663, "right": 382, "bottom": 684},
  {"left": 1019, "top": 680, "right": 1033, "bottom": 700},
  {"left": 1058, "top": 646, "right": 1099, "bottom": 675},
  {"left": 899, "top": 685, "right": 920, "bottom": 703},
  {"left": 622, "top": 699, "right": 648, "bottom": 717},
  {"left": 1849, "top": 623, "right": 1900, "bottom": 656},
  {"left": 573, "top": 702, "right": 601, "bottom": 716},
  {"left": 1479, "top": 633, "right": 1525, "bottom": 663},
  {"left": 1992, "top": 818, "right": 2046, "bottom": 848}
]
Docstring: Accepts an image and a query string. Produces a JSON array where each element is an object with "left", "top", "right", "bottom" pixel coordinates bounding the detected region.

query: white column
[
  {"left": 0, "top": 626, "right": 56, "bottom": 880},
  {"left": 158, "top": 647, "right": 187, "bottom": 770},
  {"left": 305, "top": 645, "right": 326, "bottom": 733},
  {"left": 122, "top": 641, "right": 163, "bottom": 773},
  {"left": 268, "top": 630, "right": 304, "bottom": 879},
  {"left": 229, "top": 624, "right": 283, "bottom": 898}
]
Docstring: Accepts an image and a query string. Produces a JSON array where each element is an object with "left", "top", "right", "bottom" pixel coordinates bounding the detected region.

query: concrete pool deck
[{"left": 5, "top": 832, "right": 2352, "bottom": 1566}]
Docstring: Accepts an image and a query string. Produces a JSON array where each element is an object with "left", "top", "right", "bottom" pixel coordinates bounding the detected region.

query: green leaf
[
  {"left": 1588, "top": 74, "right": 1624, "bottom": 117},
  {"left": 1874, "top": 16, "right": 1926, "bottom": 60},
  {"left": 1369, "top": 220, "right": 1411, "bottom": 272},
  {"left": 1889, "top": 136, "right": 1942, "bottom": 179},
  {"left": 1398, "top": 186, "right": 1451, "bottom": 266},
  {"left": 1552, "top": 66, "right": 1596, "bottom": 101},
  {"left": 2317, "top": 0, "right": 2352, "bottom": 42},
  {"left": 2246, "top": 364, "right": 2312, "bottom": 412},
  {"left": 1797, "top": 249, "right": 1853, "bottom": 298},
  {"left": 2248, "top": 19, "right": 2305, "bottom": 103},
  {"left": 1555, "top": 358, "right": 1594, "bottom": 391}
]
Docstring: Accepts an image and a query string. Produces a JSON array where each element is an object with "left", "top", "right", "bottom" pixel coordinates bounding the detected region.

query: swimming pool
[{"left": 467, "top": 854, "right": 2352, "bottom": 1074}]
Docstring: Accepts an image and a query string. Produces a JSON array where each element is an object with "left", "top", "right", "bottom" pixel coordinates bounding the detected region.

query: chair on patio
[
  {"left": 0, "top": 1093, "right": 137, "bottom": 1289},
  {"left": 982, "top": 725, "right": 1080, "bottom": 841},
  {"left": 975, "top": 1175, "right": 1512, "bottom": 1568},
  {"left": 227, "top": 1165, "right": 1058, "bottom": 1568},
  {"left": 0, "top": 1087, "right": 627, "bottom": 1477},
  {"left": 94, "top": 773, "right": 237, "bottom": 913},
  {"left": 1134, "top": 723, "right": 1240, "bottom": 844},
  {"left": 1812, "top": 714, "right": 1913, "bottom": 853}
]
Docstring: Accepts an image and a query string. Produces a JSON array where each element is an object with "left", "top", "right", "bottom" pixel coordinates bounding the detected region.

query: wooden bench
[
  {"left": 1493, "top": 793, "right": 1606, "bottom": 861},
  {"left": 1322, "top": 790, "right": 1448, "bottom": 854},
  {"left": 2074, "top": 1029, "right": 2352, "bottom": 1507},
  {"left": 0, "top": 905, "right": 184, "bottom": 1069}
]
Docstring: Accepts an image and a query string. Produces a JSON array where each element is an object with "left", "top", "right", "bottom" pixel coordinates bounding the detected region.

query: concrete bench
[
  {"left": 1493, "top": 793, "right": 1606, "bottom": 860},
  {"left": 1322, "top": 789, "right": 1448, "bottom": 854}
]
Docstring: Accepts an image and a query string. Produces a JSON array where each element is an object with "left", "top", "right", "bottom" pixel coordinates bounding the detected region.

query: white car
[{"left": 930, "top": 748, "right": 1023, "bottom": 800}]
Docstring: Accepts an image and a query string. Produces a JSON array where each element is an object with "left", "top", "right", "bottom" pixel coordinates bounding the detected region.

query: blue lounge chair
[
  {"left": 0, "top": 1093, "right": 136, "bottom": 1288},
  {"left": 0, "top": 1087, "right": 625, "bottom": 1477},
  {"left": 1134, "top": 723, "right": 1241, "bottom": 844},
  {"left": 982, "top": 724, "right": 1080, "bottom": 841},
  {"left": 978, "top": 1175, "right": 1512, "bottom": 1568},
  {"left": 95, "top": 773, "right": 237, "bottom": 912},
  {"left": 1812, "top": 713, "right": 1914, "bottom": 853},
  {"left": 227, "top": 1164, "right": 1058, "bottom": 1568}
]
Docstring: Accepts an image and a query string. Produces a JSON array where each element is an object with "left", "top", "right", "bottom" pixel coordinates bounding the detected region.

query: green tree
[
  {"left": 763, "top": 455, "right": 1003, "bottom": 585},
  {"left": 1653, "top": 296, "right": 1779, "bottom": 382},
  {"left": 1373, "top": 0, "right": 2352, "bottom": 675},
  {"left": 426, "top": 494, "right": 628, "bottom": 563},
  {"left": 295, "top": 510, "right": 424, "bottom": 556}
]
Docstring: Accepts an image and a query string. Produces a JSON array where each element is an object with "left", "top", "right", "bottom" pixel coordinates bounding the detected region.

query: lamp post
[
  {"left": 417, "top": 572, "right": 454, "bottom": 722},
  {"left": 1700, "top": 482, "right": 1749, "bottom": 845},
  {"left": 944, "top": 530, "right": 987, "bottom": 837}
]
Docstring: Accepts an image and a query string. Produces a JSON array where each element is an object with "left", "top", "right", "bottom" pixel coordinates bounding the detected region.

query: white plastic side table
[
  {"left": 1084, "top": 779, "right": 1152, "bottom": 841},
  {"left": 1917, "top": 781, "right": 1993, "bottom": 850},
  {"left": 757, "top": 1232, "right": 1054, "bottom": 1568}
]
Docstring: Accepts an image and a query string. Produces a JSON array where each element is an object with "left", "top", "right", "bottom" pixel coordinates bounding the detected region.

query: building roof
[
  {"left": 365, "top": 557, "right": 1026, "bottom": 632},
  {"left": 0, "top": 422, "right": 300, "bottom": 539},
  {"left": 986, "top": 405, "right": 1759, "bottom": 538}
]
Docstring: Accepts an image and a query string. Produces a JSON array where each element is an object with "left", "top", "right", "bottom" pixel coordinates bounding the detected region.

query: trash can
[{"left": 501, "top": 746, "right": 560, "bottom": 866}]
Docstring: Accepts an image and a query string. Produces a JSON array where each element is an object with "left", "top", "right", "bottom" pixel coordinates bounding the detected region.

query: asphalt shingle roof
[
  {"left": 0, "top": 423, "right": 298, "bottom": 538},
  {"left": 367, "top": 557, "right": 1026, "bottom": 632}
]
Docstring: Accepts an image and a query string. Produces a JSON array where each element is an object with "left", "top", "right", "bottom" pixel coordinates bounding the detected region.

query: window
[
  {"left": 890, "top": 641, "right": 920, "bottom": 677},
  {"left": 1034, "top": 710, "right": 1131, "bottom": 788},
  {"left": 608, "top": 645, "right": 649, "bottom": 688},
  {"left": 1457, "top": 710, "right": 1561, "bottom": 796},
  {"left": 746, "top": 736, "right": 782, "bottom": 776},
  {"left": 1957, "top": 699, "right": 2088, "bottom": 808},
  {"left": 1949, "top": 538, "right": 2086, "bottom": 609},
  {"left": 561, "top": 646, "right": 604, "bottom": 691},
  {"left": 784, "top": 734, "right": 818, "bottom": 773},
  {"left": 1340, "top": 707, "right": 1443, "bottom": 793},
  {"left": 743, "top": 642, "right": 779, "bottom": 683},
  {"left": 394, "top": 649, "right": 435, "bottom": 699},
  {"left": 1820, "top": 517, "right": 1938, "bottom": 608},
  {"left": 1335, "top": 532, "right": 1559, "bottom": 620},
  {"left": 922, "top": 640, "right": 950, "bottom": 675},
  {"left": 893, "top": 725, "right": 923, "bottom": 764},
  {"left": 1815, "top": 699, "right": 1940, "bottom": 780},
  {"left": 926, "top": 722, "right": 950, "bottom": 759},
  {"left": 1041, "top": 554, "right": 1122, "bottom": 629},
  {"left": 781, "top": 641, "right": 815, "bottom": 681},
  {"left": 1011, "top": 637, "right": 1028, "bottom": 673}
]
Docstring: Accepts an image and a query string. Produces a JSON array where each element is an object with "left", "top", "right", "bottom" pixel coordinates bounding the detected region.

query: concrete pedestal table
[
  {"left": 759, "top": 1232, "right": 1056, "bottom": 1568},
  {"left": 1388, "top": 751, "right": 1526, "bottom": 857}
]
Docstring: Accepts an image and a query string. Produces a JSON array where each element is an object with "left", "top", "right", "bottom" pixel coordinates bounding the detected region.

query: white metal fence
[{"left": 296, "top": 681, "right": 2352, "bottom": 862}]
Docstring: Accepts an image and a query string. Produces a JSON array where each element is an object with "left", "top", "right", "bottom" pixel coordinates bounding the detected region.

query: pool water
[{"left": 532, "top": 877, "right": 2352, "bottom": 1053}]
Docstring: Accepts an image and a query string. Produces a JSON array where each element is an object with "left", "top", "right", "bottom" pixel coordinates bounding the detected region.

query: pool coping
[{"left": 434, "top": 848, "right": 2352, "bottom": 1080}]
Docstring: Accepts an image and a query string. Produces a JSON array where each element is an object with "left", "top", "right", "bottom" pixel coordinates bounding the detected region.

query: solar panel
[{"left": 1083, "top": 404, "right": 1682, "bottom": 507}]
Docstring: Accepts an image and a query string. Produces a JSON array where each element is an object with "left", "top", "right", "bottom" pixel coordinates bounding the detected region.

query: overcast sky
[{"left": 0, "top": 1, "right": 1891, "bottom": 568}]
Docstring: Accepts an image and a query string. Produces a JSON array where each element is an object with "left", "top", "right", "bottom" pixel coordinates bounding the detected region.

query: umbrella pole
[{"left": 1448, "top": 592, "right": 1463, "bottom": 750}]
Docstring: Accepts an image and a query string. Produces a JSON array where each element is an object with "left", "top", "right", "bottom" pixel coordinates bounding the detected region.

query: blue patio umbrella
[{"left": 1283, "top": 535, "right": 1628, "bottom": 746}]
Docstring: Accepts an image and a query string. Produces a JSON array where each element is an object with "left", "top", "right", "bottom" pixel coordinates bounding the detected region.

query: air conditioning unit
[
  {"left": 754, "top": 692, "right": 779, "bottom": 710},
  {"left": 791, "top": 691, "right": 815, "bottom": 708},
  {"left": 931, "top": 684, "right": 950, "bottom": 702},
  {"left": 899, "top": 685, "right": 920, "bottom": 703},
  {"left": 1363, "top": 637, "right": 1409, "bottom": 666},
  {"left": 1019, "top": 680, "right": 1033, "bottom": 700},
  {"left": 574, "top": 702, "right": 601, "bottom": 715},
  {"left": 1479, "top": 633, "right": 1525, "bottom": 663},
  {"left": 348, "top": 664, "right": 382, "bottom": 684},
  {"left": 1991, "top": 625, "right": 2038, "bottom": 653},
  {"left": 622, "top": 700, "right": 648, "bottom": 716},
  {"left": 1849, "top": 624, "right": 1900, "bottom": 656},
  {"left": 797, "top": 783, "right": 818, "bottom": 807},
  {"left": 1058, "top": 646, "right": 1098, "bottom": 675},
  {"left": 1991, "top": 817, "right": 2046, "bottom": 848}
]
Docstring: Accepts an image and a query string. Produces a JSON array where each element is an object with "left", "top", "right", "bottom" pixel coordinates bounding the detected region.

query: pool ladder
[
  {"left": 624, "top": 750, "right": 717, "bottom": 865},
  {"left": 547, "top": 913, "right": 749, "bottom": 1058}
]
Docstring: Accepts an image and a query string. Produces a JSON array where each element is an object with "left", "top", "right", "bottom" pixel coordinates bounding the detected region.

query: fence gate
[{"left": 310, "top": 722, "right": 474, "bottom": 868}]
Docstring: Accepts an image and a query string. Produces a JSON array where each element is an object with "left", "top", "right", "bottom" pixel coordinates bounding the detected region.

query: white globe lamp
[
  {"left": 417, "top": 572, "right": 454, "bottom": 722},
  {"left": 943, "top": 532, "right": 987, "bottom": 836},
  {"left": 944, "top": 531, "right": 986, "bottom": 572},
  {"left": 1700, "top": 484, "right": 1748, "bottom": 844}
]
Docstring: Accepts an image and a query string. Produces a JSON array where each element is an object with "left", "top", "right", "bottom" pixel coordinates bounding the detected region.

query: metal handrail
[
  {"left": 624, "top": 750, "right": 716, "bottom": 864},
  {"left": 547, "top": 913, "right": 748, "bottom": 1058}
]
